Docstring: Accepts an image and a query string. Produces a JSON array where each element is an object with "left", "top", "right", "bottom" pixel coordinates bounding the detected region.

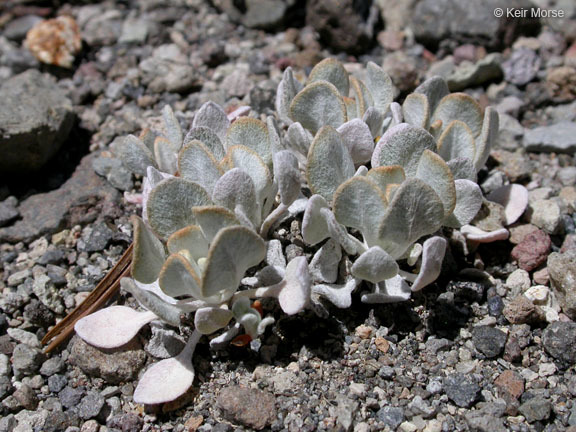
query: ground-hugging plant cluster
[{"left": 74, "top": 58, "right": 528, "bottom": 405}]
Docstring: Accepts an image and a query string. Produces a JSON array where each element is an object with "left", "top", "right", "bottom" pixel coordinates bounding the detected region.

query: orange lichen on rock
[{"left": 25, "top": 15, "right": 82, "bottom": 68}]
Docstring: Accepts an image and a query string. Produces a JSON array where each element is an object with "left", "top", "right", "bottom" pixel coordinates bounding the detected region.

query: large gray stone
[
  {"left": 411, "top": 0, "right": 539, "bottom": 48},
  {"left": 212, "top": 0, "right": 296, "bottom": 30},
  {"left": 548, "top": 251, "right": 576, "bottom": 320},
  {"left": 524, "top": 121, "right": 576, "bottom": 153},
  {"left": 0, "top": 69, "right": 74, "bottom": 173}
]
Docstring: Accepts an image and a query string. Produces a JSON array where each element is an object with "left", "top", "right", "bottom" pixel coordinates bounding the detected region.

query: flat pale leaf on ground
[
  {"left": 312, "top": 278, "right": 359, "bottom": 308},
  {"left": 227, "top": 145, "right": 273, "bottom": 208},
  {"left": 226, "top": 117, "right": 271, "bottom": 166},
  {"left": 414, "top": 76, "right": 449, "bottom": 114},
  {"left": 159, "top": 253, "right": 203, "bottom": 299},
  {"left": 290, "top": 81, "right": 346, "bottom": 134},
  {"left": 302, "top": 194, "right": 331, "bottom": 245},
  {"left": 378, "top": 178, "right": 445, "bottom": 258},
  {"left": 192, "top": 205, "right": 238, "bottom": 243},
  {"left": 133, "top": 332, "right": 201, "bottom": 405},
  {"left": 114, "top": 134, "right": 157, "bottom": 176},
  {"left": 437, "top": 120, "right": 476, "bottom": 161},
  {"left": 131, "top": 215, "right": 166, "bottom": 284},
  {"left": 178, "top": 140, "right": 223, "bottom": 195},
  {"left": 75, "top": 306, "right": 156, "bottom": 349},
  {"left": 154, "top": 136, "right": 178, "bottom": 174},
  {"left": 333, "top": 177, "right": 387, "bottom": 244},
  {"left": 337, "top": 118, "right": 375, "bottom": 165},
  {"left": 371, "top": 124, "right": 436, "bottom": 177},
  {"left": 402, "top": 93, "right": 429, "bottom": 129},
  {"left": 487, "top": 183, "right": 528, "bottom": 225},
  {"left": 183, "top": 126, "right": 225, "bottom": 161},
  {"left": 278, "top": 256, "right": 311, "bottom": 315},
  {"left": 443, "top": 179, "right": 483, "bottom": 228},
  {"left": 212, "top": 168, "right": 260, "bottom": 226},
  {"left": 415, "top": 149, "right": 456, "bottom": 218},
  {"left": 350, "top": 76, "right": 374, "bottom": 118},
  {"left": 410, "top": 237, "right": 447, "bottom": 292},
  {"left": 194, "top": 307, "right": 233, "bottom": 334},
  {"left": 352, "top": 246, "right": 398, "bottom": 283},
  {"left": 306, "top": 125, "right": 355, "bottom": 203},
  {"left": 147, "top": 178, "right": 212, "bottom": 239},
  {"left": 365, "top": 61, "right": 393, "bottom": 114},
  {"left": 308, "top": 57, "right": 350, "bottom": 96},
  {"left": 366, "top": 166, "right": 406, "bottom": 195},
  {"left": 273, "top": 150, "right": 301, "bottom": 206},
  {"left": 201, "top": 226, "right": 266, "bottom": 301},
  {"left": 167, "top": 225, "right": 209, "bottom": 262},
  {"left": 474, "top": 106, "right": 499, "bottom": 172},
  {"left": 192, "top": 101, "right": 230, "bottom": 141},
  {"left": 432, "top": 93, "right": 483, "bottom": 137}
]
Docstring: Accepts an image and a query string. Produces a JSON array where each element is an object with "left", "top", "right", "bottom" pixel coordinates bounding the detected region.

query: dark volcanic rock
[
  {"left": 0, "top": 154, "right": 120, "bottom": 244},
  {"left": 212, "top": 0, "right": 298, "bottom": 30},
  {"left": 444, "top": 374, "right": 481, "bottom": 408},
  {"left": 0, "top": 70, "right": 74, "bottom": 173},
  {"left": 472, "top": 326, "right": 507, "bottom": 358},
  {"left": 542, "top": 321, "right": 576, "bottom": 368}
]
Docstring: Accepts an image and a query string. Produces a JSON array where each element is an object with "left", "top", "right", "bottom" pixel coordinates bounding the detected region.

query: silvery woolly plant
[{"left": 74, "top": 58, "right": 528, "bottom": 405}]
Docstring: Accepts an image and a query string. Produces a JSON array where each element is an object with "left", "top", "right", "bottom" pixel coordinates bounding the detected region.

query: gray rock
[
  {"left": 444, "top": 373, "right": 481, "bottom": 407},
  {"left": 40, "top": 357, "right": 65, "bottom": 377},
  {"left": 48, "top": 374, "right": 67, "bottom": 393},
  {"left": 464, "top": 402, "right": 507, "bottom": 432},
  {"left": 524, "top": 121, "right": 576, "bottom": 153},
  {"left": 76, "top": 391, "right": 105, "bottom": 420},
  {"left": 548, "top": 251, "right": 576, "bottom": 320},
  {"left": 529, "top": 199, "right": 562, "bottom": 234},
  {"left": 0, "top": 153, "right": 120, "bottom": 244},
  {"left": 212, "top": 0, "right": 296, "bottom": 30},
  {"left": 557, "top": 166, "right": 576, "bottom": 187},
  {"left": 447, "top": 53, "right": 503, "bottom": 91},
  {"left": 0, "top": 70, "right": 74, "bottom": 173},
  {"left": 542, "top": 321, "right": 576, "bottom": 368},
  {"left": 217, "top": 386, "right": 276, "bottom": 430},
  {"left": 0, "top": 375, "right": 13, "bottom": 400},
  {"left": 376, "top": 406, "right": 404, "bottom": 429},
  {"left": 0, "top": 199, "right": 19, "bottom": 228},
  {"left": 519, "top": 396, "right": 551, "bottom": 422},
  {"left": 472, "top": 326, "right": 507, "bottom": 358},
  {"left": 69, "top": 336, "right": 146, "bottom": 384},
  {"left": 335, "top": 394, "right": 357, "bottom": 431},
  {"left": 11, "top": 343, "right": 44, "bottom": 376},
  {"left": 59, "top": 386, "right": 85, "bottom": 409},
  {"left": 38, "top": 249, "right": 65, "bottom": 266},
  {"left": 503, "top": 48, "right": 541, "bottom": 85},
  {"left": 119, "top": 17, "right": 149, "bottom": 44},
  {"left": 4, "top": 15, "right": 43, "bottom": 41},
  {"left": 106, "top": 413, "right": 143, "bottom": 432},
  {"left": 77, "top": 223, "right": 114, "bottom": 253},
  {"left": 411, "top": 0, "right": 539, "bottom": 48},
  {"left": 306, "top": 0, "right": 380, "bottom": 54},
  {"left": 139, "top": 44, "right": 200, "bottom": 94},
  {"left": 145, "top": 324, "right": 185, "bottom": 359},
  {"left": 0, "top": 415, "right": 16, "bottom": 432},
  {"left": 497, "top": 113, "right": 524, "bottom": 150},
  {"left": 376, "top": 0, "right": 418, "bottom": 31},
  {"left": 13, "top": 384, "right": 38, "bottom": 410}
]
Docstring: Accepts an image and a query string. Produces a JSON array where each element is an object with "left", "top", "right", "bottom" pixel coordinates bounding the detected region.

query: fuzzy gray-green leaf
[
  {"left": 306, "top": 125, "right": 355, "bottom": 203},
  {"left": 474, "top": 106, "right": 499, "bottom": 172},
  {"left": 437, "top": 120, "right": 476, "bottom": 161},
  {"left": 432, "top": 93, "right": 483, "bottom": 137},
  {"left": 178, "top": 140, "right": 223, "bottom": 195},
  {"left": 226, "top": 117, "right": 271, "bottom": 166},
  {"left": 147, "top": 178, "right": 212, "bottom": 239},
  {"left": 131, "top": 215, "right": 166, "bottom": 284},
  {"left": 352, "top": 246, "right": 398, "bottom": 283},
  {"left": 290, "top": 81, "right": 346, "bottom": 134},
  {"left": 212, "top": 168, "right": 260, "bottom": 227},
  {"left": 415, "top": 149, "right": 456, "bottom": 218},
  {"left": 166, "top": 225, "right": 209, "bottom": 262},
  {"left": 192, "top": 101, "right": 230, "bottom": 141},
  {"left": 308, "top": 58, "right": 350, "bottom": 96},
  {"left": 115, "top": 134, "right": 157, "bottom": 176},
  {"left": 159, "top": 253, "right": 203, "bottom": 299},
  {"left": 183, "top": 126, "right": 225, "bottom": 161},
  {"left": 402, "top": 93, "right": 429, "bottom": 129},
  {"left": 366, "top": 61, "right": 393, "bottom": 114},
  {"left": 414, "top": 76, "right": 449, "bottom": 114}
]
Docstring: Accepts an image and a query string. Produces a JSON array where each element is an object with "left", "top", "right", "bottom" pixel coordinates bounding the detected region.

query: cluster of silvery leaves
[{"left": 74, "top": 58, "right": 528, "bottom": 405}]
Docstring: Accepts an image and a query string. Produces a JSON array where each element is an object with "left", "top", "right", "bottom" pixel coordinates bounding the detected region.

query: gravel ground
[{"left": 0, "top": 0, "right": 576, "bottom": 431}]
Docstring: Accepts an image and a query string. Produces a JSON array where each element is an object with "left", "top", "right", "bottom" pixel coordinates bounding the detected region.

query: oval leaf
[
  {"left": 147, "top": 178, "right": 212, "bottom": 239},
  {"left": 192, "top": 205, "right": 239, "bottom": 243},
  {"left": 437, "top": 120, "right": 476, "bottom": 161},
  {"left": 443, "top": 179, "right": 483, "bottom": 228},
  {"left": 183, "top": 126, "right": 225, "bottom": 161},
  {"left": 411, "top": 236, "right": 447, "bottom": 292},
  {"left": 302, "top": 194, "right": 331, "bottom": 245},
  {"left": 306, "top": 125, "right": 355, "bottom": 203},
  {"left": 227, "top": 145, "right": 273, "bottom": 209},
  {"left": 366, "top": 166, "right": 406, "bottom": 194},
  {"left": 212, "top": 168, "right": 260, "bottom": 226},
  {"left": 75, "top": 306, "right": 156, "bottom": 349},
  {"left": 290, "top": 81, "right": 346, "bottom": 134},
  {"left": 192, "top": 101, "right": 230, "bottom": 141},
  {"left": 273, "top": 150, "right": 301, "bottom": 206},
  {"left": 308, "top": 58, "right": 350, "bottom": 96},
  {"left": 415, "top": 149, "right": 456, "bottom": 218},
  {"left": 337, "top": 118, "right": 375, "bottom": 165},
  {"left": 487, "top": 183, "right": 528, "bottom": 226},
  {"left": 159, "top": 253, "right": 203, "bottom": 299},
  {"left": 371, "top": 124, "right": 436, "bottom": 177},
  {"left": 278, "top": 256, "right": 311, "bottom": 315},
  {"left": 114, "top": 134, "right": 157, "bottom": 176},
  {"left": 474, "top": 106, "right": 499, "bottom": 172},
  {"left": 414, "top": 76, "right": 449, "bottom": 114},
  {"left": 131, "top": 215, "right": 166, "bottom": 284},
  {"left": 194, "top": 307, "right": 233, "bottom": 335},
  {"left": 432, "top": 93, "right": 483, "bottom": 137},
  {"left": 352, "top": 246, "right": 399, "bottom": 283},
  {"left": 201, "top": 226, "right": 266, "bottom": 300},
  {"left": 226, "top": 117, "right": 271, "bottom": 166},
  {"left": 402, "top": 93, "right": 429, "bottom": 129},
  {"left": 178, "top": 140, "right": 223, "bottom": 195},
  {"left": 167, "top": 225, "right": 209, "bottom": 262},
  {"left": 366, "top": 61, "right": 394, "bottom": 114}
]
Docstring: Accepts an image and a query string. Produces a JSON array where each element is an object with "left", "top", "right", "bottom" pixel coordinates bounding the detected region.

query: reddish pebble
[{"left": 510, "top": 229, "right": 551, "bottom": 271}]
